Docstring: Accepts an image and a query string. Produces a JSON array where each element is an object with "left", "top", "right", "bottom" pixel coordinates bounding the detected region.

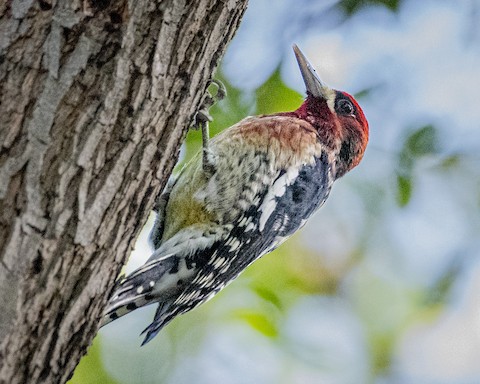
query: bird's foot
[
  {"left": 191, "top": 79, "right": 226, "bottom": 176},
  {"left": 191, "top": 79, "right": 226, "bottom": 130}
]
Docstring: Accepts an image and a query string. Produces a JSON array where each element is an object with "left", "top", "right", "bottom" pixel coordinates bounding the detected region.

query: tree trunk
[{"left": 0, "top": 0, "right": 247, "bottom": 383}]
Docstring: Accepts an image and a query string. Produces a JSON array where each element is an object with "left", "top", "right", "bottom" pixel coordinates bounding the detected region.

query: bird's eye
[{"left": 336, "top": 99, "right": 355, "bottom": 116}]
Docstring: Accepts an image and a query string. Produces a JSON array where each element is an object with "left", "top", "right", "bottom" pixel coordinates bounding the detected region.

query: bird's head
[{"left": 292, "top": 45, "right": 369, "bottom": 178}]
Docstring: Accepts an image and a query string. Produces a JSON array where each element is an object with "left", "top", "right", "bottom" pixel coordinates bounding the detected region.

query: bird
[{"left": 102, "top": 44, "right": 369, "bottom": 345}]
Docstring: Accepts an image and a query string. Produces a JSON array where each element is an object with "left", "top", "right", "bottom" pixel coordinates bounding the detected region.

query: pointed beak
[{"left": 293, "top": 44, "right": 329, "bottom": 99}]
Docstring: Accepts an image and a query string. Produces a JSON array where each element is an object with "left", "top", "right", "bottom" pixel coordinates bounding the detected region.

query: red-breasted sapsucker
[{"left": 102, "top": 45, "right": 369, "bottom": 344}]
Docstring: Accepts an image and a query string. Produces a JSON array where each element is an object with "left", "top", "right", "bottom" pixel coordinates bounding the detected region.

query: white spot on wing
[
  {"left": 147, "top": 258, "right": 194, "bottom": 296},
  {"left": 229, "top": 239, "right": 241, "bottom": 251},
  {"left": 259, "top": 200, "right": 277, "bottom": 232},
  {"left": 212, "top": 257, "right": 226, "bottom": 269},
  {"left": 258, "top": 167, "right": 300, "bottom": 232}
]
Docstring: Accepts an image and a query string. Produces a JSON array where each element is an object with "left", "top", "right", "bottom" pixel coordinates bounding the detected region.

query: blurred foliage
[
  {"left": 255, "top": 68, "right": 303, "bottom": 115},
  {"left": 233, "top": 309, "right": 279, "bottom": 338},
  {"left": 423, "top": 262, "right": 461, "bottom": 306},
  {"left": 396, "top": 174, "right": 412, "bottom": 207},
  {"left": 396, "top": 125, "right": 439, "bottom": 207},
  {"left": 339, "top": 0, "right": 401, "bottom": 15},
  {"left": 68, "top": 338, "right": 118, "bottom": 384}
]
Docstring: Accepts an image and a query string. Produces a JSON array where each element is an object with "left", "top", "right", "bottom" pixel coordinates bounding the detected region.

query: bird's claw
[
  {"left": 191, "top": 79, "right": 227, "bottom": 176},
  {"left": 191, "top": 79, "right": 226, "bottom": 130}
]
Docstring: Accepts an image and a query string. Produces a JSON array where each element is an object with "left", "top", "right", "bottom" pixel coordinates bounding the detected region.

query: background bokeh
[{"left": 70, "top": 0, "right": 480, "bottom": 383}]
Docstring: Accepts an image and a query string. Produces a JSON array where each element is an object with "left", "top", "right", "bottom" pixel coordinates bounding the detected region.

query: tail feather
[
  {"left": 140, "top": 302, "right": 173, "bottom": 345},
  {"left": 102, "top": 261, "right": 170, "bottom": 326},
  {"left": 101, "top": 276, "right": 158, "bottom": 327},
  {"left": 101, "top": 255, "right": 184, "bottom": 327},
  {"left": 101, "top": 291, "right": 155, "bottom": 327}
]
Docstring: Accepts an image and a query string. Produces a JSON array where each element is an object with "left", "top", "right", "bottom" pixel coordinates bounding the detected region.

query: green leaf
[
  {"left": 398, "top": 125, "right": 439, "bottom": 173},
  {"left": 438, "top": 154, "right": 460, "bottom": 169},
  {"left": 396, "top": 173, "right": 412, "bottom": 207},
  {"left": 353, "top": 88, "right": 371, "bottom": 100},
  {"left": 396, "top": 125, "right": 439, "bottom": 206},
  {"left": 234, "top": 309, "right": 278, "bottom": 338},
  {"left": 252, "top": 285, "right": 283, "bottom": 310},
  {"left": 338, "top": 0, "right": 400, "bottom": 15},
  {"left": 371, "top": 333, "right": 395, "bottom": 375},
  {"left": 255, "top": 68, "right": 303, "bottom": 115},
  {"left": 423, "top": 262, "right": 460, "bottom": 306},
  {"left": 405, "top": 124, "right": 439, "bottom": 157}
]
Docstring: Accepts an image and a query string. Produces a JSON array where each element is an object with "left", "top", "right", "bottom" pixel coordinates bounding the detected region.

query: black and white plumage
[{"left": 102, "top": 45, "right": 369, "bottom": 344}]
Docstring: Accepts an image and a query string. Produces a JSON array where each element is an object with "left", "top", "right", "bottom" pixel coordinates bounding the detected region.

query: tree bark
[{"left": 0, "top": 0, "right": 247, "bottom": 383}]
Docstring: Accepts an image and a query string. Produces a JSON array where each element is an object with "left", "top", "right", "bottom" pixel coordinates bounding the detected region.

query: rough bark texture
[{"left": 0, "top": 0, "right": 247, "bottom": 383}]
